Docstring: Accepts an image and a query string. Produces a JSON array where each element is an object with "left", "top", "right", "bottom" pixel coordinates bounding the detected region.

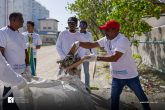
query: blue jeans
[
  {"left": 111, "top": 76, "right": 150, "bottom": 110},
  {"left": 83, "top": 62, "right": 90, "bottom": 87}
]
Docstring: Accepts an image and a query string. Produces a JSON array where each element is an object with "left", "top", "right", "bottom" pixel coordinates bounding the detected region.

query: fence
[{"left": 132, "top": 26, "right": 165, "bottom": 73}]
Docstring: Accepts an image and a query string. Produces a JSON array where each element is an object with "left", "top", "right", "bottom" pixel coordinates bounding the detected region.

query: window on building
[
  {"left": 43, "top": 27, "right": 47, "bottom": 29},
  {"left": 48, "top": 27, "right": 52, "bottom": 29}
]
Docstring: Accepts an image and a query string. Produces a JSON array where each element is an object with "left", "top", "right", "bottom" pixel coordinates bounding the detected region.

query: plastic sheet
[{"left": 12, "top": 75, "right": 95, "bottom": 110}]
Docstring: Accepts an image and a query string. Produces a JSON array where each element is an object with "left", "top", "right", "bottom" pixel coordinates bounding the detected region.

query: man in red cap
[{"left": 70, "top": 20, "right": 150, "bottom": 110}]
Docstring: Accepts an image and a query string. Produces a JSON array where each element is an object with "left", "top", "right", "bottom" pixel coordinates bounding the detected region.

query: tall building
[
  {"left": 32, "top": 0, "right": 49, "bottom": 31},
  {"left": 38, "top": 18, "right": 59, "bottom": 45},
  {"left": 0, "top": 0, "right": 6, "bottom": 28},
  {"left": 0, "top": 0, "right": 49, "bottom": 31}
]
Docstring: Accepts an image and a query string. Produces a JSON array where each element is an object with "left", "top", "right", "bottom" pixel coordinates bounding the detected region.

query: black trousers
[{"left": 2, "top": 86, "right": 19, "bottom": 110}]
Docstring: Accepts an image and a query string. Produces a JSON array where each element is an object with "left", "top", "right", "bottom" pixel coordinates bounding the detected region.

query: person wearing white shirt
[
  {"left": 0, "top": 53, "right": 26, "bottom": 88},
  {"left": 71, "top": 20, "right": 150, "bottom": 110},
  {"left": 56, "top": 17, "right": 82, "bottom": 77},
  {"left": 22, "top": 21, "right": 42, "bottom": 76},
  {"left": 0, "top": 12, "right": 29, "bottom": 110},
  {"left": 78, "top": 20, "right": 96, "bottom": 90}
]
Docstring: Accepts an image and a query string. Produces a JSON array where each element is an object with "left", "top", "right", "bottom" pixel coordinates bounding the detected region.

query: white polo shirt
[
  {"left": 97, "top": 33, "right": 138, "bottom": 79},
  {"left": 56, "top": 30, "right": 82, "bottom": 59},
  {"left": 0, "top": 26, "right": 26, "bottom": 74},
  {"left": 78, "top": 32, "right": 96, "bottom": 58},
  {"left": 22, "top": 32, "right": 42, "bottom": 58}
]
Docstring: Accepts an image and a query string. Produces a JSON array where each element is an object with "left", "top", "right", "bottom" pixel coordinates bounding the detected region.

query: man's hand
[
  {"left": 16, "top": 78, "right": 27, "bottom": 90},
  {"left": 27, "top": 43, "right": 36, "bottom": 49}
]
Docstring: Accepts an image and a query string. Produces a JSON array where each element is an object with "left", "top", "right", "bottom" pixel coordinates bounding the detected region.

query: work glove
[
  {"left": 16, "top": 78, "right": 27, "bottom": 90},
  {"left": 83, "top": 54, "right": 97, "bottom": 62}
]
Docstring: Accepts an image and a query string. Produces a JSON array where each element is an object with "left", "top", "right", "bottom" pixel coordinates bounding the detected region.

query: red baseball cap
[{"left": 99, "top": 20, "right": 120, "bottom": 30}]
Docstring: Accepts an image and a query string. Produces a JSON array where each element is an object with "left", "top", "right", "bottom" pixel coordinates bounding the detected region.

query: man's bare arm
[
  {"left": 68, "top": 41, "right": 100, "bottom": 55},
  {"left": 80, "top": 41, "right": 100, "bottom": 49},
  {"left": 66, "top": 51, "right": 123, "bottom": 70},
  {"left": 97, "top": 51, "right": 123, "bottom": 62},
  {"left": 65, "top": 56, "right": 90, "bottom": 70}
]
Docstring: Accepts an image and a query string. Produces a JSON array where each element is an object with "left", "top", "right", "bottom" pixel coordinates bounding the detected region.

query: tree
[
  {"left": 109, "top": 0, "right": 161, "bottom": 38},
  {"left": 67, "top": 0, "right": 112, "bottom": 40},
  {"left": 67, "top": 0, "right": 161, "bottom": 40}
]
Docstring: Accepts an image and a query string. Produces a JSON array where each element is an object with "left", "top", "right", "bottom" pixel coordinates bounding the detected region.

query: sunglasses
[{"left": 79, "top": 23, "right": 87, "bottom": 28}]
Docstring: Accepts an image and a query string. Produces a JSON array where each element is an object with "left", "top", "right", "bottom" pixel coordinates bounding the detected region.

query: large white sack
[{"left": 12, "top": 75, "right": 95, "bottom": 110}]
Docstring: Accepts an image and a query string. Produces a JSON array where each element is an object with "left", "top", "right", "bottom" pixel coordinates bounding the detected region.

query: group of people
[
  {"left": 56, "top": 17, "right": 151, "bottom": 110},
  {"left": 56, "top": 17, "right": 96, "bottom": 90},
  {"left": 0, "top": 12, "right": 42, "bottom": 110},
  {"left": 0, "top": 12, "right": 151, "bottom": 110}
]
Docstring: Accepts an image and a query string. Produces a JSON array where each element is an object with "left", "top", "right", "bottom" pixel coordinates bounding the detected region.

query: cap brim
[{"left": 99, "top": 25, "right": 108, "bottom": 30}]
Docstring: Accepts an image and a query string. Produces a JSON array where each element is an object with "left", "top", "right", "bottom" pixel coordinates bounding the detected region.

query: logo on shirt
[
  {"left": 13, "top": 64, "right": 26, "bottom": 70},
  {"left": 113, "top": 70, "right": 128, "bottom": 74}
]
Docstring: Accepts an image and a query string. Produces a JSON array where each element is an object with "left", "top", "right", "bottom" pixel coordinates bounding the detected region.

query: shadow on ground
[{"left": 90, "top": 92, "right": 138, "bottom": 110}]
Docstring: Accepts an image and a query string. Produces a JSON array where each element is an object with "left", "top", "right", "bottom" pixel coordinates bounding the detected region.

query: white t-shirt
[
  {"left": 56, "top": 30, "right": 82, "bottom": 59},
  {"left": 97, "top": 33, "right": 138, "bottom": 79},
  {"left": 22, "top": 32, "right": 42, "bottom": 58},
  {"left": 0, "top": 26, "right": 26, "bottom": 74},
  {"left": 0, "top": 53, "right": 24, "bottom": 86},
  {"left": 78, "top": 32, "right": 96, "bottom": 58}
]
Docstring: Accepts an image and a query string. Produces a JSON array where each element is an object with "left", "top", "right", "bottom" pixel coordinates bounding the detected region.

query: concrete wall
[
  {"left": 143, "top": 14, "right": 165, "bottom": 27},
  {"left": 40, "top": 34, "right": 56, "bottom": 45},
  {"left": 132, "top": 26, "right": 165, "bottom": 73}
]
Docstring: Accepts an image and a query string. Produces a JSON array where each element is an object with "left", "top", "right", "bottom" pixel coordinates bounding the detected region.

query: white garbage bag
[{"left": 12, "top": 75, "right": 95, "bottom": 110}]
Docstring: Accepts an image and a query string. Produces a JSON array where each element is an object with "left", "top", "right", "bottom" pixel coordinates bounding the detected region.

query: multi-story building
[
  {"left": 32, "top": 0, "right": 49, "bottom": 31},
  {"left": 38, "top": 18, "right": 59, "bottom": 45},
  {"left": 0, "top": 0, "right": 49, "bottom": 32}
]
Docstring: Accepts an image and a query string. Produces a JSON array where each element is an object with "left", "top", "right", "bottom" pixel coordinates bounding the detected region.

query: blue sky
[{"left": 35, "top": 0, "right": 76, "bottom": 31}]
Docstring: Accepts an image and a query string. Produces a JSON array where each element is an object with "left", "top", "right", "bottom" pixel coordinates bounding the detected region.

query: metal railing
[{"left": 138, "top": 41, "right": 165, "bottom": 44}]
